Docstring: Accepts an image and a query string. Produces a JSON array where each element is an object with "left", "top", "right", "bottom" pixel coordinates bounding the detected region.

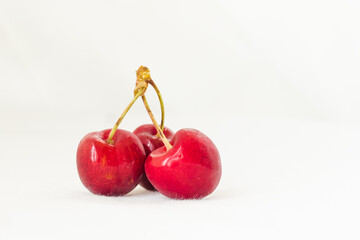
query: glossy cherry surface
[
  {"left": 77, "top": 129, "right": 146, "bottom": 196},
  {"left": 145, "top": 128, "right": 222, "bottom": 199},
  {"left": 133, "top": 124, "right": 174, "bottom": 190}
]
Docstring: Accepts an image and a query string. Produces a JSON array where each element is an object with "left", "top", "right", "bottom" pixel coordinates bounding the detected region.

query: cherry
[
  {"left": 133, "top": 124, "right": 174, "bottom": 190},
  {"left": 77, "top": 129, "right": 146, "bottom": 196},
  {"left": 145, "top": 129, "right": 221, "bottom": 199},
  {"left": 136, "top": 67, "right": 222, "bottom": 199},
  {"left": 76, "top": 74, "right": 149, "bottom": 196}
]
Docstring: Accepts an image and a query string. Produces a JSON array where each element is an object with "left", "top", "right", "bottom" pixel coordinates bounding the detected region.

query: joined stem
[
  {"left": 136, "top": 66, "right": 165, "bottom": 131},
  {"left": 106, "top": 88, "right": 145, "bottom": 144}
]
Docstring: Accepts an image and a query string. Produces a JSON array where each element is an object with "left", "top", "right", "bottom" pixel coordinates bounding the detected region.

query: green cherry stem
[
  {"left": 142, "top": 94, "right": 172, "bottom": 151},
  {"left": 149, "top": 79, "right": 165, "bottom": 131},
  {"left": 107, "top": 88, "right": 145, "bottom": 144}
]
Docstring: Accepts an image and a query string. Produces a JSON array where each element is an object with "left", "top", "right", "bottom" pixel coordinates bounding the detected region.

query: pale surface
[
  {"left": 1, "top": 0, "right": 360, "bottom": 239},
  {"left": 1, "top": 117, "right": 359, "bottom": 239}
]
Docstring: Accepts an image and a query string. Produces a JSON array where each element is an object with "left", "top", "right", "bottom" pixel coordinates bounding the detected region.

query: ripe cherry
[
  {"left": 145, "top": 128, "right": 221, "bottom": 199},
  {"left": 77, "top": 129, "right": 146, "bottom": 196},
  {"left": 76, "top": 78, "right": 148, "bottom": 196}
]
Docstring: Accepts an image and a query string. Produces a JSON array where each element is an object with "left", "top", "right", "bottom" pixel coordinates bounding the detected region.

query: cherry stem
[
  {"left": 106, "top": 88, "right": 145, "bottom": 144},
  {"left": 142, "top": 94, "right": 172, "bottom": 150},
  {"left": 149, "top": 79, "right": 165, "bottom": 131}
]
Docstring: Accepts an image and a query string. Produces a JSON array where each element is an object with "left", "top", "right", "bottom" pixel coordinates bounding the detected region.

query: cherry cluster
[{"left": 76, "top": 66, "right": 222, "bottom": 199}]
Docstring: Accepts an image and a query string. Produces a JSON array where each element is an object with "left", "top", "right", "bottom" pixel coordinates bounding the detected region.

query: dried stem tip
[
  {"left": 134, "top": 66, "right": 151, "bottom": 96},
  {"left": 136, "top": 66, "right": 151, "bottom": 82}
]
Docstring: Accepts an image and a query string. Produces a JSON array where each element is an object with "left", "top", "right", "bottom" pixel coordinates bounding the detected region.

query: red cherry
[
  {"left": 77, "top": 129, "right": 146, "bottom": 196},
  {"left": 145, "top": 128, "right": 222, "bottom": 199},
  {"left": 133, "top": 124, "right": 174, "bottom": 191}
]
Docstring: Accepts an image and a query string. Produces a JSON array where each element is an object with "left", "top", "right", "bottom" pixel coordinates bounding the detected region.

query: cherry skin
[
  {"left": 77, "top": 129, "right": 146, "bottom": 196},
  {"left": 145, "top": 128, "right": 222, "bottom": 199},
  {"left": 133, "top": 124, "right": 174, "bottom": 191}
]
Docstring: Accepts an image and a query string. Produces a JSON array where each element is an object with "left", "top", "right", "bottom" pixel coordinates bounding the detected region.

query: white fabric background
[{"left": 1, "top": 1, "right": 359, "bottom": 239}]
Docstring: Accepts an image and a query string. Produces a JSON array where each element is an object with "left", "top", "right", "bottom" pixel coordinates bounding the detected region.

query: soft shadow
[
  {"left": 69, "top": 186, "right": 239, "bottom": 203},
  {"left": 122, "top": 186, "right": 158, "bottom": 197},
  {"left": 69, "top": 186, "right": 161, "bottom": 203}
]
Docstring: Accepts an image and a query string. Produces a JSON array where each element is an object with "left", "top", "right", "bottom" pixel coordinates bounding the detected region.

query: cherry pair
[{"left": 76, "top": 67, "right": 221, "bottom": 199}]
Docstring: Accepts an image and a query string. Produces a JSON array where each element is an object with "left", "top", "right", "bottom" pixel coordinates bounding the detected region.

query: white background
[{"left": 1, "top": 0, "right": 359, "bottom": 239}]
